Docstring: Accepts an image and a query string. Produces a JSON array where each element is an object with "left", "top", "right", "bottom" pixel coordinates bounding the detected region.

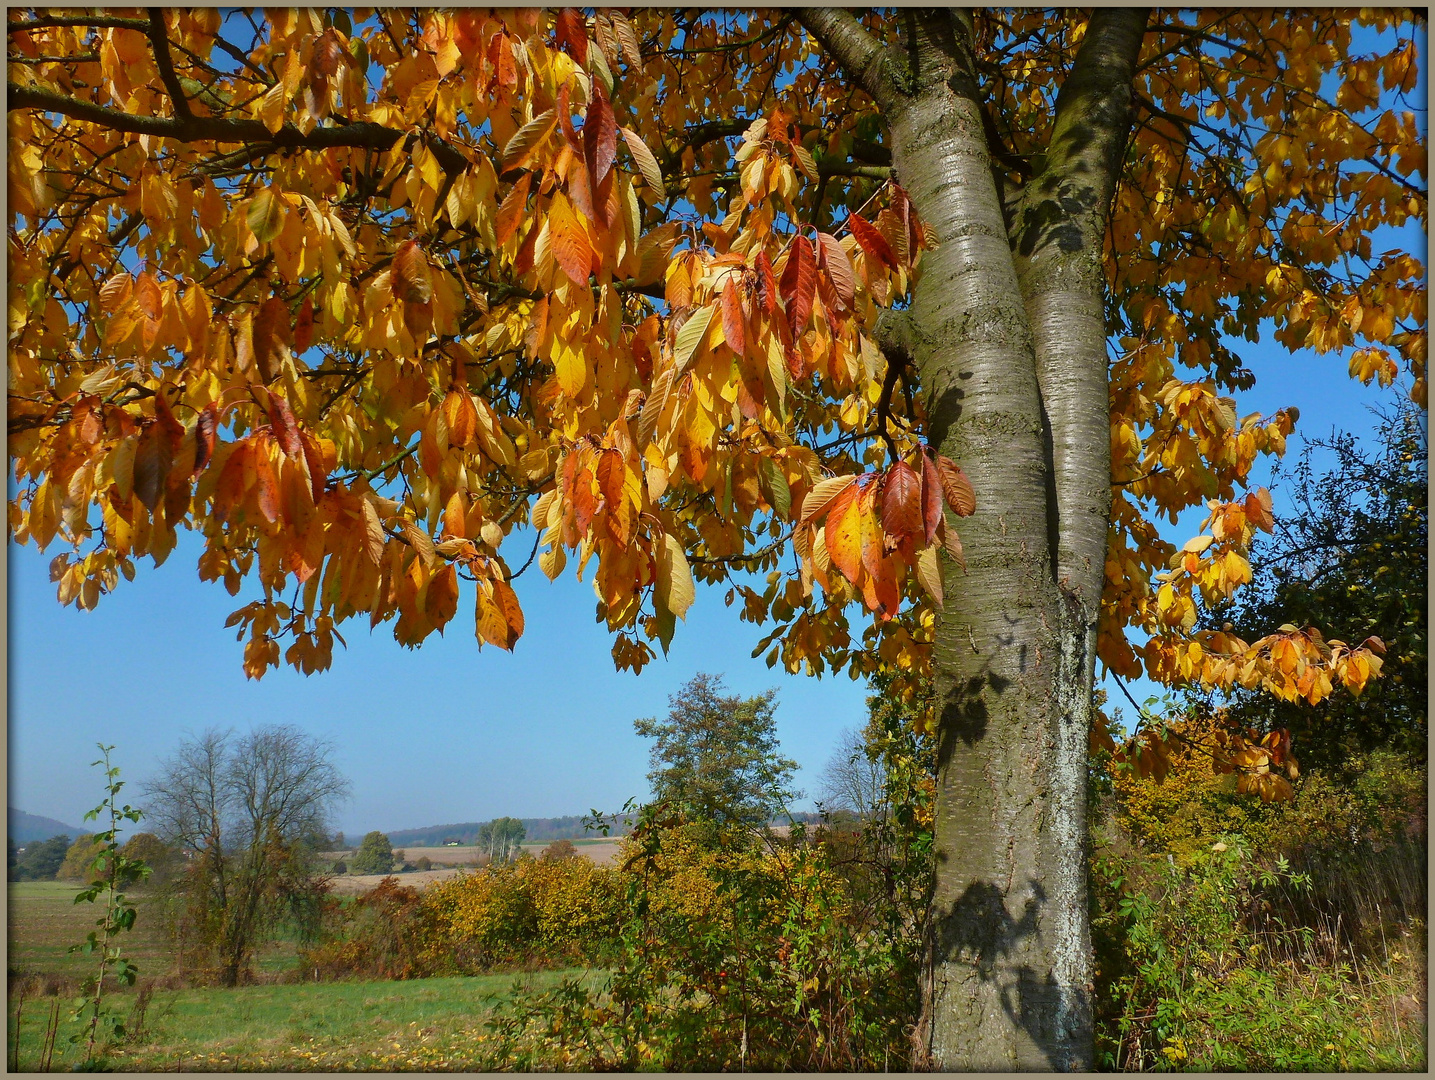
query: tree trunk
[{"left": 803, "top": 7, "right": 1147, "bottom": 1069}]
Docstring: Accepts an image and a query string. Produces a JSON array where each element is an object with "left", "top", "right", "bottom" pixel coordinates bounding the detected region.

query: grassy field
[
  {"left": 8, "top": 969, "right": 602, "bottom": 1071},
  {"left": 8, "top": 881, "right": 298, "bottom": 987}
]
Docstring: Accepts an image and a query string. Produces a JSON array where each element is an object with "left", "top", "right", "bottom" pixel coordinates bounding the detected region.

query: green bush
[
  {"left": 10, "top": 833, "right": 72, "bottom": 881},
  {"left": 350, "top": 831, "right": 395, "bottom": 875}
]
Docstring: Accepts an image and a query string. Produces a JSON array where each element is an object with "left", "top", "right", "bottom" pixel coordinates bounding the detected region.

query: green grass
[
  {"left": 8, "top": 970, "right": 604, "bottom": 1071},
  {"left": 7, "top": 882, "right": 295, "bottom": 985}
]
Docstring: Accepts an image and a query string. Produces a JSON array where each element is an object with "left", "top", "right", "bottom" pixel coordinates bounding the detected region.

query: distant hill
[
  {"left": 382, "top": 815, "right": 629, "bottom": 848},
  {"left": 9, "top": 808, "right": 83, "bottom": 844}
]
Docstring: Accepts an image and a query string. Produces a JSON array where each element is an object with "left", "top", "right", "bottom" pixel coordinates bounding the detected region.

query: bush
[
  {"left": 540, "top": 839, "right": 576, "bottom": 861},
  {"left": 330, "top": 860, "right": 347, "bottom": 875},
  {"left": 300, "top": 877, "right": 436, "bottom": 980},
  {"left": 414, "top": 856, "right": 432, "bottom": 871},
  {"left": 483, "top": 808, "right": 920, "bottom": 1071}
]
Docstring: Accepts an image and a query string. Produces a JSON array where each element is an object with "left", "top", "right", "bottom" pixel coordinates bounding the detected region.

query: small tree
[
  {"left": 69, "top": 745, "right": 150, "bottom": 1063},
  {"left": 817, "top": 727, "right": 888, "bottom": 822},
  {"left": 119, "top": 833, "right": 180, "bottom": 887},
  {"left": 351, "top": 831, "right": 395, "bottom": 875},
  {"left": 143, "top": 724, "right": 349, "bottom": 985},
  {"left": 635, "top": 673, "right": 800, "bottom": 826}
]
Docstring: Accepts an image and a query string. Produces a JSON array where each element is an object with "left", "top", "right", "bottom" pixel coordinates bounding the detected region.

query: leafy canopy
[{"left": 7, "top": 10, "right": 1421, "bottom": 747}]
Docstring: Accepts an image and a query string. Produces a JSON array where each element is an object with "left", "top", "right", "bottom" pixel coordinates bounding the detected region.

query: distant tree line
[{"left": 383, "top": 814, "right": 628, "bottom": 848}]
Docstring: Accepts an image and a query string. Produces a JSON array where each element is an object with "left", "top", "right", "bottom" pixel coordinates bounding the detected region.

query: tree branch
[
  {"left": 146, "top": 9, "right": 192, "bottom": 122},
  {"left": 795, "top": 10, "right": 903, "bottom": 108},
  {"left": 8, "top": 82, "right": 469, "bottom": 175}
]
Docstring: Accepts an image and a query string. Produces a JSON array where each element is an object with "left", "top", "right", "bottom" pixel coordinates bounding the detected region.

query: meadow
[{"left": 9, "top": 969, "right": 599, "bottom": 1071}]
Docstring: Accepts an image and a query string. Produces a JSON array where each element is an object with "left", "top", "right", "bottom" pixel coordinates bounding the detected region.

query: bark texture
[{"left": 797, "top": 7, "right": 1148, "bottom": 1069}]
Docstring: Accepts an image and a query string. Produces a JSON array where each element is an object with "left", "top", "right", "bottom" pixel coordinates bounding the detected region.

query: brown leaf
[
  {"left": 849, "top": 212, "right": 898, "bottom": 271},
  {"left": 392, "top": 240, "right": 434, "bottom": 304},
  {"left": 299, "top": 433, "right": 328, "bottom": 502},
  {"left": 610, "top": 10, "right": 643, "bottom": 71},
  {"left": 192, "top": 403, "right": 218, "bottom": 477},
  {"left": 553, "top": 8, "right": 588, "bottom": 65},
  {"left": 756, "top": 249, "right": 780, "bottom": 320},
  {"left": 934, "top": 454, "right": 976, "bottom": 517},
  {"left": 293, "top": 294, "right": 315, "bottom": 352},
  {"left": 583, "top": 80, "right": 618, "bottom": 188},
  {"left": 268, "top": 393, "right": 303, "bottom": 458},
  {"left": 132, "top": 424, "right": 171, "bottom": 513},
  {"left": 253, "top": 296, "right": 290, "bottom": 383},
  {"left": 881, "top": 459, "right": 922, "bottom": 545}
]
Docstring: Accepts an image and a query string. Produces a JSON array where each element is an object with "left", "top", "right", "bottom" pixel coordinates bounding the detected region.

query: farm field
[{"left": 8, "top": 970, "right": 602, "bottom": 1071}]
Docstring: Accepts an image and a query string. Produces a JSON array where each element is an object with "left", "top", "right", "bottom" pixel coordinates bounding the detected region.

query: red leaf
[
  {"left": 293, "top": 294, "right": 314, "bottom": 352},
  {"left": 554, "top": 8, "right": 587, "bottom": 66},
  {"left": 495, "top": 173, "right": 533, "bottom": 248},
  {"left": 556, "top": 80, "right": 580, "bottom": 152},
  {"left": 891, "top": 182, "right": 920, "bottom": 262},
  {"left": 756, "top": 250, "right": 780, "bottom": 320},
  {"left": 153, "top": 390, "right": 186, "bottom": 452},
  {"left": 849, "top": 212, "right": 897, "bottom": 271},
  {"left": 881, "top": 460, "right": 922, "bottom": 545},
  {"left": 816, "top": 231, "right": 855, "bottom": 310},
  {"left": 268, "top": 394, "right": 303, "bottom": 458},
  {"left": 920, "top": 453, "right": 943, "bottom": 544},
  {"left": 721, "top": 277, "right": 745, "bottom": 356},
  {"left": 583, "top": 80, "right": 618, "bottom": 187},
  {"left": 392, "top": 241, "right": 434, "bottom": 304},
  {"left": 934, "top": 454, "right": 976, "bottom": 516},
  {"left": 193, "top": 403, "right": 218, "bottom": 477},
  {"left": 779, "top": 234, "right": 816, "bottom": 334}
]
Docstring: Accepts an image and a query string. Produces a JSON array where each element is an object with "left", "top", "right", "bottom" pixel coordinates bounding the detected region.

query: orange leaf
[
  {"left": 253, "top": 296, "right": 290, "bottom": 383},
  {"left": 920, "top": 453, "right": 944, "bottom": 544},
  {"left": 934, "top": 454, "right": 976, "bottom": 517},
  {"left": 881, "top": 459, "right": 922, "bottom": 546},
  {"left": 253, "top": 440, "right": 281, "bottom": 524},
  {"left": 393, "top": 240, "right": 434, "bottom": 304},
  {"left": 443, "top": 388, "right": 479, "bottom": 449},
  {"left": 192, "top": 403, "right": 218, "bottom": 477},
  {"left": 491, "top": 577, "right": 525, "bottom": 645},
  {"left": 550, "top": 194, "right": 594, "bottom": 285},
  {"left": 495, "top": 172, "right": 532, "bottom": 247},
  {"left": 824, "top": 483, "right": 863, "bottom": 584},
  {"left": 721, "top": 276, "right": 746, "bottom": 356},
  {"left": 849, "top": 212, "right": 897, "bottom": 271},
  {"left": 132, "top": 425, "right": 171, "bottom": 513},
  {"left": 816, "top": 231, "right": 855, "bottom": 311}
]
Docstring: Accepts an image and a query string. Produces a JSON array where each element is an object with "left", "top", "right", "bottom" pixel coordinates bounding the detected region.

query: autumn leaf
[
  {"left": 673, "top": 305, "right": 715, "bottom": 373},
  {"left": 620, "top": 126, "right": 665, "bottom": 196},
  {"left": 933, "top": 454, "right": 976, "bottom": 517},
  {"left": 132, "top": 425, "right": 171, "bottom": 513},
  {"left": 800, "top": 474, "right": 855, "bottom": 525},
  {"left": 656, "top": 532, "right": 695, "bottom": 618},
  {"left": 267, "top": 394, "right": 303, "bottom": 458},
  {"left": 500, "top": 109, "right": 557, "bottom": 176},
  {"left": 550, "top": 193, "right": 595, "bottom": 285},
  {"left": 849, "top": 212, "right": 897, "bottom": 271},
  {"left": 392, "top": 241, "right": 434, "bottom": 304},
  {"left": 824, "top": 483, "right": 863, "bottom": 584},
  {"left": 880, "top": 459, "right": 922, "bottom": 546},
  {"left": 247, "top": 186, "right": 284, "bottom": 245},
  {"left": 816, "top": 231, "right": 855, "bottom": 310},
  {"left": 192, "top": 403, "right": 218, "bottom": 477},
  {"left": 721, "top": 277, "right": 745, "bottom": 356},
  {"left": 553, "top": 8, "right": 588, "bottom": 66},
  {"left": 779, "top": 234, "right": 817, "bottom": 334}
]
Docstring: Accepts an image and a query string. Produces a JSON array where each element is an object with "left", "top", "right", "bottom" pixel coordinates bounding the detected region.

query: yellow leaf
[{"left": 655, "top": 531, "right": 694, "bottom": 618}]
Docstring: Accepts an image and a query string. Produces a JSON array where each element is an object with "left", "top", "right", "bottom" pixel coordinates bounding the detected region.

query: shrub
[
  {"left": 484, "top": 808, "right": 920, "bottom": 1071},
  {"left": 330, "top": 860, "right": 347, "bottom": 875},
  {"left": 540, "top": 839, "right": 576, "bottom": 861},
  {"left": 300, "top": 877, "right": 436, "bottom": 980},
  {"left": 414, "top": 856, "right": 432, "bottom": 871}
]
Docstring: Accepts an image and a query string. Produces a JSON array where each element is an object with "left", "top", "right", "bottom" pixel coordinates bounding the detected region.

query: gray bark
[{"left": 798, "top": 7, "right": 1148, "bottom": 1070}]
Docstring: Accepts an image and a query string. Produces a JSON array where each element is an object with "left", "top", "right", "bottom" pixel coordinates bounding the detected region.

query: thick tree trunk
[{"left": 799, "top": 7, "right": 1149, "bottom": 1069}]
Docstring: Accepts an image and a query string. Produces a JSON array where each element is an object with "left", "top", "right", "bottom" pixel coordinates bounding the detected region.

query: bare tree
[
  {"left": 143, "top": 725, "right": 349, "bottom": 985},
  {"left": 817, "top": 727, "right": 888, "bottom": 823}
]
